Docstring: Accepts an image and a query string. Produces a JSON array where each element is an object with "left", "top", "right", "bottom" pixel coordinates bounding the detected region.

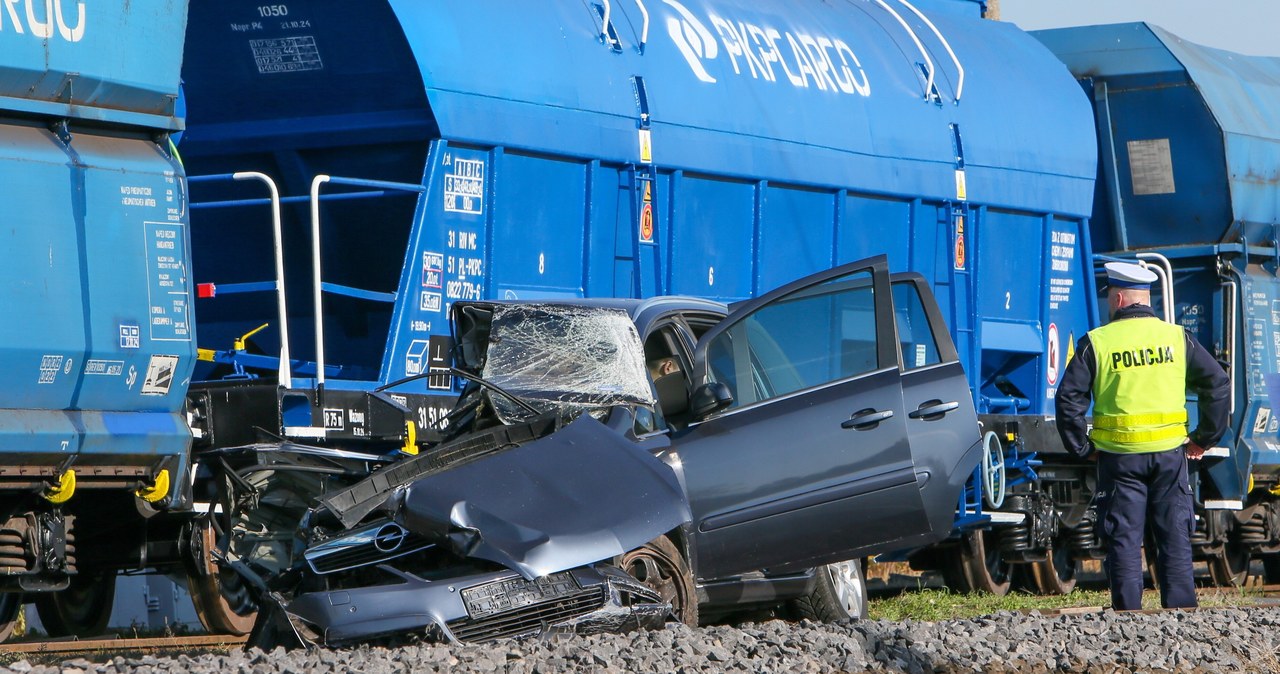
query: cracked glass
[{"left": 481, "top": 304, "right": 655, "bottom": 422}]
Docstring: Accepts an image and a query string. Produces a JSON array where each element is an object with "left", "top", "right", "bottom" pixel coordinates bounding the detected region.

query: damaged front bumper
[{"left": 269, "top": 564, "right": 670, "bottom": 646}]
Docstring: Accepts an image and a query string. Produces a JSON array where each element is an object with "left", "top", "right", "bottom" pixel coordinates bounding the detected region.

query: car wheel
[
  {"left": 789, "top": 558, "right": 867, "bottom": 622},
  {"left": 617, "top": 536, "right": 698, "bottom": 627}
]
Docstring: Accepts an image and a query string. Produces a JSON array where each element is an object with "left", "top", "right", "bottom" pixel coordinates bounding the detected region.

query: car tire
[
  {"left": 789, "top": 558, "right": 867, "bottom": 622},
  {"left": 617, "top": 536, "right": 698, "bottom": 627}
]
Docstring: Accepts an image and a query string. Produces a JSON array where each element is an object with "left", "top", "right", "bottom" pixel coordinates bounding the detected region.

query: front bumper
[{"left": 274, "top": 564, "right": 669, "bottom": 645}]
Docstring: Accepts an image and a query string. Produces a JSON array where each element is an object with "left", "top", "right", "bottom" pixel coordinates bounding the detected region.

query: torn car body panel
[{"left": 388, "top": 416, "right": 690, "bottom": 579}]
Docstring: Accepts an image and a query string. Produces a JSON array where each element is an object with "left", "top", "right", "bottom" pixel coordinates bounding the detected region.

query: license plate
[{"left": 462, "top": 572, "right": 581, "bottom": 619}]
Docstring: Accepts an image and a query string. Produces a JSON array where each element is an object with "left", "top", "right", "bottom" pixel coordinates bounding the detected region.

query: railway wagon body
[
  {"left": 176, "top": 0, "right": 1099, "bottom": 606},
  {"left": 0, "top": 0, "right": 195, "bottom": 637},
  {"left": 1038, "top": 23, "right": 1280, "bottom": 585}
]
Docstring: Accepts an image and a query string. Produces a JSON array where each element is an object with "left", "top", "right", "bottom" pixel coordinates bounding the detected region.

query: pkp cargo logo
[
  {"left": 663, "top": 0, "right": 719, "bottom": 83},
  {"left": 660, "top": 0, "right": 871, "bottom": 97}
]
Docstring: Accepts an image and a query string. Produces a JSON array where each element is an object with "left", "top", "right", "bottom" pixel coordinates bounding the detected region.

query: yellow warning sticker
[
  {"left": 955, "top": 169, "right": 967, "bottom": 201},
  {"left": 643, "top": 182, "right": 652, "bottom": 203},
  {"left": 639, "top": 129, "right": 653, "bottom": 164}
]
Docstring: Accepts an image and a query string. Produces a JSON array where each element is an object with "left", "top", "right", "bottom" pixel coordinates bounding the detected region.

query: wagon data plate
[{"left": 461, "top": 572, "right": 581, "bottom": 619}]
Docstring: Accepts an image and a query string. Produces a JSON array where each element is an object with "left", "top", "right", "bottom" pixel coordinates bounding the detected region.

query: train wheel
[
  {"left": 187, "top": 517, "right": 257, "bottom": 635},
  {"left": 1205, "top": 542, "right": 1250, "bottom": 587},
  {"left": 940, "top": 530, "right": 1012, "bottom": 595},
  {"left": 0, "top": 593, "right": 21, "bottom": 642},
  {"left": 1021, "top": 545, "right": 1078, "bottom": 595},
  {"left": 35, "top": 571, "right": 115, "bottom": 637}
]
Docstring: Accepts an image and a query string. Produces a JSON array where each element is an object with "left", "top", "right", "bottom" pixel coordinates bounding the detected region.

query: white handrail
[
  {"left": 232, "top": 172, "right": 292, "bottom": 389},
  {"left": 310, "top": 175, "right": 331, "bottom": 387},
  {"left": 1135, "top": 252, "right": 1175, "bottom": 323},
  {"left": 897, "top": 0, "right": 965, "bottom": 101},
  {"left": 872, "top": 0, "right": 935, "bottom": 101},
  {"left": 601, "top": 0, "right": 612, "bottom": 43},
  {"left": 634, "top": 0, "right": 649, "bottom": 51},
  {"left": 1223, "top": 277, "right": 1237, "bottom": 415}
]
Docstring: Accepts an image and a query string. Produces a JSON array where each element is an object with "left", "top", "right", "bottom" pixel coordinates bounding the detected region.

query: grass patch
[
  {"left": 870, "top": 588, "right": 1112, "bottom": 621},
  {"left": 868, "top": 585, "right": 1269, "bottom": 622}
]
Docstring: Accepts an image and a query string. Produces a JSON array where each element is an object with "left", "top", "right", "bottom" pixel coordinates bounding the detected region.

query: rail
[
  {"left": 897, "top": 0, "right": 965, "bottom": 101},
  {"left": 188, "top": 172, "right": 293, "bottom": 388},
  {"left": 0, "top": 633, "right": 248, "bottom": 655},
  {"left": 873, "top": 0, "right": 936, "bottom": 101},
  {"left": 1134, "top": 252, "right": 1175, "bottom": 323},
  {"left": 309, "top": 175, "right": 426, "bottom": 390}
]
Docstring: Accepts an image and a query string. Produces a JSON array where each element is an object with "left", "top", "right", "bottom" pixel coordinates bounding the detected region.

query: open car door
[{"left": 673, "top": 255, "right": 931, "bottom": 580}]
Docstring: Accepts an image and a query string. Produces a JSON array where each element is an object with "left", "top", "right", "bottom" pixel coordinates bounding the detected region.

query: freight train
[{"left": 4, "top": 0, "right": 1280, "bottom": 638}]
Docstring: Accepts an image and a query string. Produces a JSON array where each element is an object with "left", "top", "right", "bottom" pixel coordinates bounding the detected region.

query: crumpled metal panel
[
  {"left": 482, "top": 304, "right": 655, "bottom": 424},
  {"left": 392, "top": 416, "right": 690, "bottom": 579}
]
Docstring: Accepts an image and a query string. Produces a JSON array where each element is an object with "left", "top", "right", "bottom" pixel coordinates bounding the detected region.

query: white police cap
[{"left": 1104, "top": 261, "right": 1157, "bottom": 289}]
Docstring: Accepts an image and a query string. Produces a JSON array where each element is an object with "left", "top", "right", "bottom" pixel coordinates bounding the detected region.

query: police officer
[{"left": 1055, "top": 262, "right": 1229, "bottom": 610}]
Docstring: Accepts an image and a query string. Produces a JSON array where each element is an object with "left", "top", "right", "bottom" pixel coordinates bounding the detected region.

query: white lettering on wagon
[
  {"left": 662, "top": 0, "right": 870, "bottom": 96},
  {"left": 0, "top": 0, "right": 85, "bottom": 43}
]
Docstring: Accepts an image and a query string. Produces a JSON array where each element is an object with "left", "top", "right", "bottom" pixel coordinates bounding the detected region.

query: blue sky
[{"left": 1000, "top": 0, "right": 1280, "bottom": 56}]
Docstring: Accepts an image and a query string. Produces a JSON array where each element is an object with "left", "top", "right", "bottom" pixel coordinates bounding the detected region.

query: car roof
[{"left": 468, "top": 296, "right": 728, "bottom": 324}]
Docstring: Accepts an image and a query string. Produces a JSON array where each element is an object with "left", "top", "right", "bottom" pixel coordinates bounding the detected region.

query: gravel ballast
[{"left": 6, "top": 607, "right": 1279, "bottom": 673}]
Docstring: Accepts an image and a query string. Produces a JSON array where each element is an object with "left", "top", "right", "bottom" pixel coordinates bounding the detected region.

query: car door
[
  {"left": 891, "top": 274, "right": 982, "bottom": 536},
  {"left": 672, "top": 255, "right": 931, "bottom": 580}
]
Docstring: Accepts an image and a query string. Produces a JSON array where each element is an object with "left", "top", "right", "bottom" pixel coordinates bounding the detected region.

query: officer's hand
[{"left": 1185, "top": 440, "right": 1206, "bottom": 460}]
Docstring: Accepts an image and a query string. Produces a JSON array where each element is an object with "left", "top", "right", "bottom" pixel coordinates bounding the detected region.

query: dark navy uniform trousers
[{"left": 1096, "top": 446, "right": 1197, "bottom": 610}]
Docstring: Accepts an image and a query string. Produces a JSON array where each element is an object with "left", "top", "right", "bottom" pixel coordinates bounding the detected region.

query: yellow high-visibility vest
[{"left": 1089, "top": 316, "right": 1188, "bottom": 453}]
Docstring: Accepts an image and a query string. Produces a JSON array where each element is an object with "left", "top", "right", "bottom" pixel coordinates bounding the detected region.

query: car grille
[
  {"left": 448, "top": 583, "right": 607, "bottom": 643},
  {"left": 304, "top": 523, "right": 435, "bottom": 575}
]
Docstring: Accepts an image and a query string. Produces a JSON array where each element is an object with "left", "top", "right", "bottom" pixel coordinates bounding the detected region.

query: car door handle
[
  {"left": 841, "top": 408, "right": 894, "bottom": 430},
  {"left": 909, "top": 401, "right": 960, "bottom": 420}
]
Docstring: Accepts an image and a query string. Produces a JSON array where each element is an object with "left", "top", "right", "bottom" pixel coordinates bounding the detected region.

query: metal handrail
[
  {"left": 601, "top": 0, "right": 612, "bottom": 43},
  {"left": 1134, "top": 252, "right": 1175, "bottom": 323},
  {"left": 309, "top": 175, "right": 427, "bottom": 388},
  {"left": 634, "top": 0, "right": 649, "bottom": 52},
  {"left": 233, "top": 172, "right": 292, "bottom": 389},
  {"left": 187, "top": 172, "right": 293, "bottom": 389},
  {"left": 872, "top": 0, "right": 935, "bottom": 101},
  {"left": 897, "top": 0, "right": 965, "bottom": 101},
  {"left": 1222, "top": 276, "right": 1238, "bottom": 415}
]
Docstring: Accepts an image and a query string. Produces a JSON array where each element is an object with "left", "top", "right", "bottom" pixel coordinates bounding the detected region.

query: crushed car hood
[{"left": 329, "top": 416, "right": 690, "bottom": 580}]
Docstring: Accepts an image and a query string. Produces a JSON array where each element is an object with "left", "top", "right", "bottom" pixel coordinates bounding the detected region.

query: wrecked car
[{"left": 193, "top": 256, "right": 983, "bottom": 646}]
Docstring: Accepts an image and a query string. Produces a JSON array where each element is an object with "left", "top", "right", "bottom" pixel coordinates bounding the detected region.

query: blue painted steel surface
[
  {"left": 1038, "top": 23, "right": 1280, "bottom": 249},
  {"left": 0, "top": 0, "right": 193, "bottom": 503},
  {"left": 179, "top": 0, "right": 1097, "bottom": 444},
  {"left": 0, "top": 0, "right": 186, "bottom": 129}
]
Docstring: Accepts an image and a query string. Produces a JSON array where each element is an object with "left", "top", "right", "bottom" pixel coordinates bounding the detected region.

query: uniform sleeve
[
  {"left": 1054, "top": 334, "right": 1096, "bottom": 459},
  {"left": 1185, "top": 330, "right": 1230, "bottom": 448}
]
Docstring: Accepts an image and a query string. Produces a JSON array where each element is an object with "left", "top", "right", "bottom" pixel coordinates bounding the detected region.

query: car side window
[
  {"left": 893, "top": 281, "right": 941, "bottom": 370},
  {"left": 705, "top": 268, "right": 878, "bottom": 409}
]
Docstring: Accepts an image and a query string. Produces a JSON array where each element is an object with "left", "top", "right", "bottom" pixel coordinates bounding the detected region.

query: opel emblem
[{"left": 373, "top": 523, "right": 408, "bottom": 553}]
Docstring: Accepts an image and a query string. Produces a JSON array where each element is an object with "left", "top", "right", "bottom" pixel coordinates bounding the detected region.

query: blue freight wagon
[
  {"left": 0, "top": 0, "right": 195, "bottom": 638},
  {"left": 1036, "top": 23, "right": 1280, "bottom": 586},
  {"left": 175, "top": 0, "right": 1101, "bottom": 622}
]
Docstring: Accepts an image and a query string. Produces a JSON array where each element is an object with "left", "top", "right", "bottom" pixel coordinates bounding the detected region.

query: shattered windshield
[{"left": 481, "top": 304, "right": 655, "bottom": 422}]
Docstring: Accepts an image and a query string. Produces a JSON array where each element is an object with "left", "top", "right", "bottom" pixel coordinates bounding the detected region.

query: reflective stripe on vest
[{"left": 1089, "top": 316, "right": 1188, "bottom": 454}]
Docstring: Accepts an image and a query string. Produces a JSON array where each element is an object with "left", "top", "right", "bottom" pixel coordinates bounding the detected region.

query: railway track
[{"left": 0, "top": 633, "right": 247, "bottom": 657}]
